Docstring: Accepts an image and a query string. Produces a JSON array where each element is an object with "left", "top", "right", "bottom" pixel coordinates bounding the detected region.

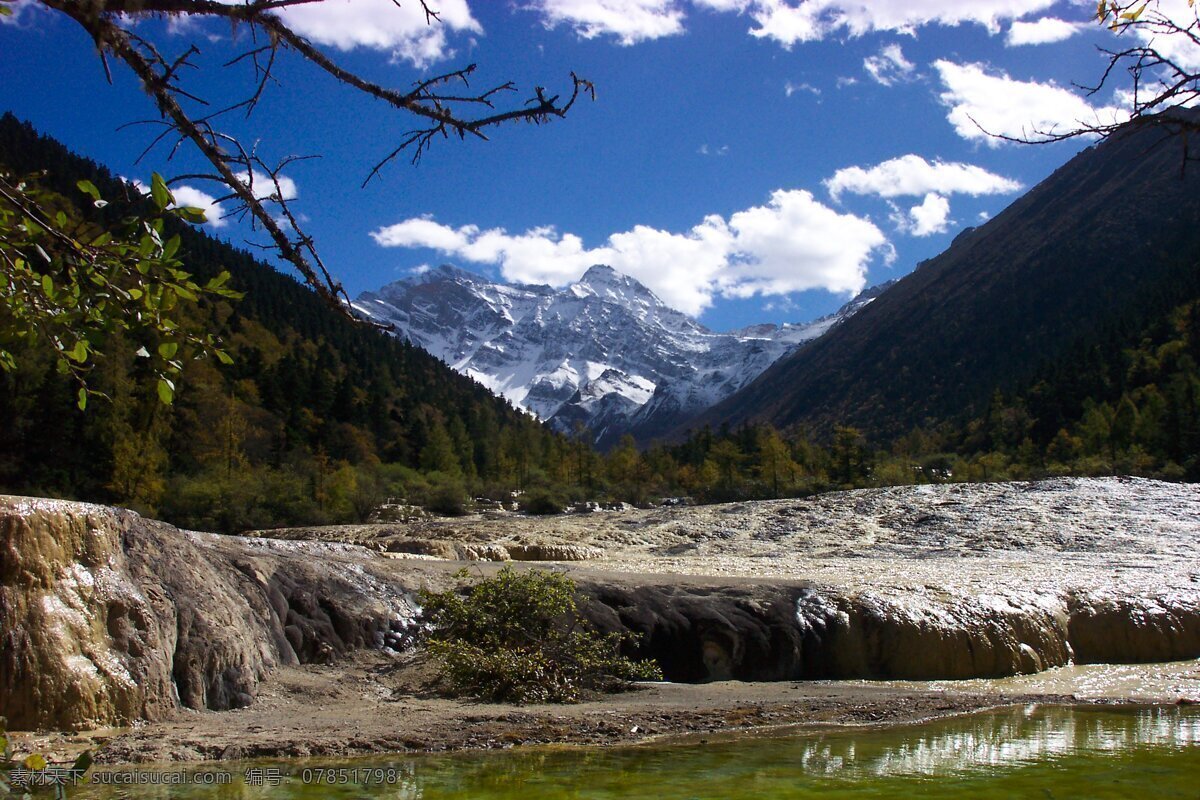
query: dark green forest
[
  {"left": 1, "top": 113, "right": 1197, "bottom": 532},
  {"left": 0, "top": 113, "right": 573, "bottom": 531}
]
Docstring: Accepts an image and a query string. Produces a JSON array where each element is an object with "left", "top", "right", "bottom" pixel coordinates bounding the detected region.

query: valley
[{"left": 3, "top": 3, "right": 1200, "bottom": 793}]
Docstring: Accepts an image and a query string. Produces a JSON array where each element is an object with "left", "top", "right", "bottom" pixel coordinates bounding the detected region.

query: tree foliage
[
  {"left": 419, "top": 567, "right": 661, "bottom": 704},
  {"left": 0, "top": 170, "right": 239, "bottom": 408},
  {"left": 0, "top": 114, "right": 571, "bottom": 530}
]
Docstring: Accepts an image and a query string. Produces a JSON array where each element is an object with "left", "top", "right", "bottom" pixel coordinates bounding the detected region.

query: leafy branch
[{"left": 0, "top": 172, "right": 241, "bottom": 408}]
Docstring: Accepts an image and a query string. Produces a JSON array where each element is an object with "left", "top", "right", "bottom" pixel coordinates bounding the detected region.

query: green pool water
[{"left": 71, "top": 705, "right": 1199, "bottom": 799}]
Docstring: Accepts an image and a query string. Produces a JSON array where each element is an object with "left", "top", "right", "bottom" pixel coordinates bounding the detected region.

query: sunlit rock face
[
  {"left": 0, "top": 497, "right": 420, "bottom": 730},
  {"left": 570, "top": 477, "right": 1200, "bottom": 682},
  {"left": 0, "top": 499, "right": 172, "bottom": 729}
]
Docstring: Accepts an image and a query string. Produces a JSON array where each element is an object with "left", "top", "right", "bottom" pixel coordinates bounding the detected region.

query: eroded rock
[{"left": 0, "top": 497, "right": 418, "bottom": 730}]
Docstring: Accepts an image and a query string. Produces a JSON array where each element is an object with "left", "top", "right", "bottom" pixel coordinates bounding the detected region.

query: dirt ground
[{"left": 11, "top": 650, "right": 1136, "bottom": 766}]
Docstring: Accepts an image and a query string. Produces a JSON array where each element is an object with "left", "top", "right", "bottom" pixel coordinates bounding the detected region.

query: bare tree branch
[
  {"left": 994, "top": 1, "right": 1199, "bottom": 150},
  {"left": 34, "top": 0, "right": 593, "bottom": 320}
]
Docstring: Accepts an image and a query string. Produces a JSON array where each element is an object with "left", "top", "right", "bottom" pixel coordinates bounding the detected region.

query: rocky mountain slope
[
  {"left": 687, "top": 110, "right": 1200, "bottom": 441},
  {"left": 355, "top": 265, "right": 887, "bottom": 445}
]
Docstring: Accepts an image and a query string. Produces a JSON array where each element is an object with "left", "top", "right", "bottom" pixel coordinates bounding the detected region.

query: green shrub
[
  {"left": 423, "top": 475, "right": 471, "bottom": 516},
  {"left": 520, "top": 487, "right": 566, "bottom": 515},
  {"left": 419, "top": 567, "right": 661, "bottom": 703}
]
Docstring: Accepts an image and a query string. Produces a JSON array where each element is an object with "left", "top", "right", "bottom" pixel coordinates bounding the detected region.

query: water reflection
[{"left": 73, "top": 705, "right": 1200, "bottom": 799}]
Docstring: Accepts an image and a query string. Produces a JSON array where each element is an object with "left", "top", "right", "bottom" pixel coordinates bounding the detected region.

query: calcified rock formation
[
  {"left": 2, "top": 478, "right": 1199, "bottom": 730},
  {"left": 0, "top": 498, "right": 418, "bottom": 730}
]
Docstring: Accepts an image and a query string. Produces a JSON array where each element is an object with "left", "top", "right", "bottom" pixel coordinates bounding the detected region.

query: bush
[
  {"left": 423, "top": 475, "right": 471, "bottom": 516},
  {"left": 419, "top": 567, "right": 661, "bottom": 703},
  {"left": 520, "top": 487, "right": 566, "bottom": 515}
]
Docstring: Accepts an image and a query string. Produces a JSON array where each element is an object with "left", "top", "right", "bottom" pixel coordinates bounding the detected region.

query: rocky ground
[
  {"left": 9, "top": 651, "right": 1090, "bottom": 765},
  {"left": 4, "top": 477, "right": 1199, "bottom": 765},
  {"left": 257, "top": 476, "right": 1200, "bottom": 596}
]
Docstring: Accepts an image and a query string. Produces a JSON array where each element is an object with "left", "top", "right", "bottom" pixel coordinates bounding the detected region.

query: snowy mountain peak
[
  {"left": 568, "top": 264, "right": 668, "bottom": 310},
  {"left": 579, "top": 264, "right": 622, "bottom": 284},
  {"left": 355, "top": 266, "right": 888, "bottom": 446}
]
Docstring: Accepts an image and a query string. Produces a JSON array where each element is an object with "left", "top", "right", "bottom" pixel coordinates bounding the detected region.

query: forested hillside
[
  {"left": 2, "top": 113, "right": 1196, "bottom": 529},
  {"left": 688, "top": 111, "right": 1200, "bottom": 445},
  {"left": 0, "top": 113, "right": 570, "bottom": 531}
]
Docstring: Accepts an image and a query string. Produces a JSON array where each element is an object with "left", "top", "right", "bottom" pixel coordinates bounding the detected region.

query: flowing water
[{"left": 69, "top": 705, "right": 1200, "bottom": 799}]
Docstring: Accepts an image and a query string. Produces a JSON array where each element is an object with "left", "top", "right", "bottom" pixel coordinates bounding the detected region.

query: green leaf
[
  {"left": 23, "top": 754, "right": 46, "bottom": 771},
  {"left": 76, "top": 179, "right": 100, "bottom": 201},
  {"left": 71, "top": 750, "right": 94, "bottom": 776},
  {"left": 175, "top": 206, "right": 208, "bottom": 224},
  {"left": 41, "top": 273, "right": 54, "bottom": 296},
  {"left": 77, "top": 388, "right": 88, "bottom": 411},
  {"left": 0, "top": 5, "right": 13, "bottom": 16},
  {"left": 158, "top": 342, "right": 179, "bottom": 360},
  {"left": 150, "top": 173, "right": 172, "bottom": 212},
  {"left": 156, "top": 378, "right": 175, "bottom": 405},
  {"left": 162, "top": 234, "right": 181, "bottom": 260},
  {"left": 67, "top": 340, "right": 89, "bottom": 363},
  {"left": 215, "top": 349, "right": 234, "bottom": 365},
  {"left": 206, "top": 271, "right": 231, "bottom": 289}
]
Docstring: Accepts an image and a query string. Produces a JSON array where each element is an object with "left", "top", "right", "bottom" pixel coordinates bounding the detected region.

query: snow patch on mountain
[{"left": 354, "top": 265, "right": 887, "bottom": 445}]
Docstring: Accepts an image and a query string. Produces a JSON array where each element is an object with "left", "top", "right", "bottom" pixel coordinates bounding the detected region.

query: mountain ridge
[{"left": 354, "top": 266, "right": 889, "bottom": 445}]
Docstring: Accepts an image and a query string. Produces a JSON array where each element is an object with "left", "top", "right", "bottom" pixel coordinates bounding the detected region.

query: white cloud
[
  {"left": 698, "top": 143, "right": 730, "bottom": 156},
  {"left": 171, "top": 185, "right": 227, "bottom": 228},
  {"left": 527, "top": 0, "right": 686, "bottom": 45},
  {"left": 719, "top": 189, "right": 887, "bottom": 299},
  {"left": 124, "top": 178, "right": 226, "bottom": 228},
  {"left": 863, "top": 43, "right": 916, "bottom": 86},
  {"left": 891, "top": 192, "right": 951, "bottom": 236},
  {"left": 276, "top": 0, "right": 481, "bottom": 67},
  {"left": 692, "top": 0, "right": 1058, "bottom": 46},
  {"left": 0, "top": 0, "right": 43, "bottom": 25},
  {"left": 825, "top": 154, "right": 1023, "bottom": 200},
  {"left": 934, "top": 60, "right": 1128, "bottom": 144},
  {"left": 1006, "top": 17, "right": 1082, "bottom": 46},
  {"left": 0, "top": 0, "right": 40, "bottom": 25},
  {"left": 526, "top": 0, "right": 1064, "bottom": 46},
  {"left": 785, "top": 81, "right": 821, "bottom": 97},
  {"left": 233, "top": 170, "right": 298, "bottom": 202},
  {"left": 371, "top": 190, "right": 889, "bottom": 315}
]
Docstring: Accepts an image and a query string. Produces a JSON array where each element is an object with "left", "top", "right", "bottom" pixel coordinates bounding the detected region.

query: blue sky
[{"left": 2, "top": 0, "right": 1195, "bottom": 330}]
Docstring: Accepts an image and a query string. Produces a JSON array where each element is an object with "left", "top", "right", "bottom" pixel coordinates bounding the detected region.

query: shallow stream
[{"left": 70, "top": 704, "right": 1200, "bottom": 799}]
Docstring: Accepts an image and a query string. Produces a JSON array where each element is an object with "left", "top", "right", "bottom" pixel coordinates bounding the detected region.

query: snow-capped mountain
[{"left": 353, "top": 265, "right": 887, "bottom": 445}]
